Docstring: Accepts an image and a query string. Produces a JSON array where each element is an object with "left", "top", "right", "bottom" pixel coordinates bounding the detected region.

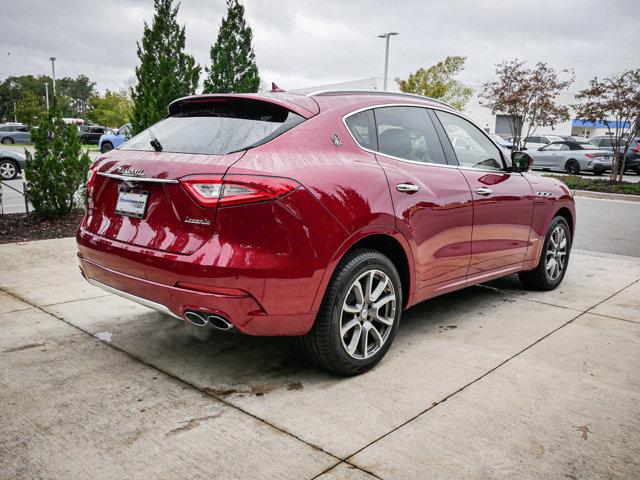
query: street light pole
[
  {"left": 45, "top": 83, "right": 49, "bottom": 109},
  {"left": 378, "top": 32, "right": 398, "bottom": 91},
  {"left": 49, "top": 57, "right": 57, "bottom": 94}
]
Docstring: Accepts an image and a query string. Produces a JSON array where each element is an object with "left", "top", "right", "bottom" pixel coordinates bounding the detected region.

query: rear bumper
[{"left": 78, "top": 250, "right": 316, "bottom": 336}]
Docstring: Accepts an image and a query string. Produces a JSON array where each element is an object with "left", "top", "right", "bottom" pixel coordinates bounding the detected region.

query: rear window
[{"left": 121, "top": 100, "right": 305, "bottom": 155}]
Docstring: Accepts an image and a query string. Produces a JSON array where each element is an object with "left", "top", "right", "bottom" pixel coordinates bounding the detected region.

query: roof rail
[{"left": 306, "top": 89, "right": 457, "bottom": 110}]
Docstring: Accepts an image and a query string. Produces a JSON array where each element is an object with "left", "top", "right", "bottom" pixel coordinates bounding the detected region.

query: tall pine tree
[
  {"left": 203, "top": 0, "right": 260, "bottom": 93},
  {"left": 130, "top": 0, "right": 200, "bottom": 135}
]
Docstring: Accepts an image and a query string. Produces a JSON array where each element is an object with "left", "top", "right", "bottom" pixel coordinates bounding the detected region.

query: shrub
[{"left": 25, "top": 102, "right": 91, "bottom": 218}]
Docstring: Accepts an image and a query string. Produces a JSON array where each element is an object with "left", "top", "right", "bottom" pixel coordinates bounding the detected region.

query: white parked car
[{"left": 506, "top": 134, "right": 564, "bottom": 151}]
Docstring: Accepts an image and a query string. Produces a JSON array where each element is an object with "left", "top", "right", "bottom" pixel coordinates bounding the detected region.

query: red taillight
[
  {"left": 634, "top": 146, "right": 640, "bottom": 153},
  {"left": 584, "top": 153, "right": 603, "bottom": 158},
  {"left": 180, "top": 175, "right": 300, "bottom": 208}
]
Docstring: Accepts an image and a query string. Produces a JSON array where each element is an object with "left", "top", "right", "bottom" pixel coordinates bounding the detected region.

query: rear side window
[
  {"left": 373, "top": 106, "right": 447, "bottom": 165},
  {"left": 121, "top": 100, "right": 305, "bottom": 155},
  {"left": 345, "top": 110, "right": 377, "bottom": 150}
]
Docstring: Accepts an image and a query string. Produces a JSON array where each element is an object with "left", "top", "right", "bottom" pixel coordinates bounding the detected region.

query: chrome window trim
[
  {"left": 342, "top": 103, "right": 518, "bottom": 175},
  {"left": 97, "top": 172, "right": 179, "bottom": 184}
]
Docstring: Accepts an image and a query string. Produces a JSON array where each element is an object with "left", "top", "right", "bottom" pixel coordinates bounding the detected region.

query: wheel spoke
[
  {"left": 370, "top": 275, "right": 388, "bottom": 302},
  {"left": 368, "top": 323, "right": 384, "bottom": 348},
  {"left": 359, "top": 323, "right": 370, "bottom": 358},
  {"left": 341, "top": 318, "right": 359, "bottom": 336},
  {"left": 364, "top": 271, "right": 375, "bottom": 302},
  {"left": 346, "top": 323, "right": 362, "bottom": 355},
  {"left": 546, "top": 258, "right": 557, "bottom": 274},
  {"left": 372, "top": 294, "right": 395, "bottom": 311}
]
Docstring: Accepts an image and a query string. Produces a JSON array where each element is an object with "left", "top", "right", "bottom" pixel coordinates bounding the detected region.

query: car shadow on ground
[{"left": 94, "top": 277, "right": 520, "bottom": 396}]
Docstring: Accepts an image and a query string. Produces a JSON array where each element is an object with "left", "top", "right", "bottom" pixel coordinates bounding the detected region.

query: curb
[{"left": 572, "top": 189, "right": 640, "bottom": 203}]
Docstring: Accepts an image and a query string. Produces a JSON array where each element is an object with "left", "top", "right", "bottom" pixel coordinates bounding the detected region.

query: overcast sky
[{"left": 1, "top": 0, "right": 637, "bottom": 94}]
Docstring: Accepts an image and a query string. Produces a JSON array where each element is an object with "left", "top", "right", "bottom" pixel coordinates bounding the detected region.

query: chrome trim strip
[
  {"left": 87, "top": 278, "right": 181, "bottom": 319},
  {"left": 98, "top": 172, "right": 179, "bottom": 184},
  {"left": 341, "top": 103, "right": 518, "bottom": 175}
]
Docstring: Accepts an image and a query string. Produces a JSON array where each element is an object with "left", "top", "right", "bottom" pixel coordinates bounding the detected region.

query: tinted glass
[
  {"left": 541, "top": 143, "right": 562, "bottom": 151},
  {"left": 345, "top": 110, "right": 377, "bottom": 150},
  {"left": 373, "top": 106, "right": 446, "bottom": 165},
  {"left": 435, "top": 110, "right": 503, "bottom": 170},
  {"left": 121, "top": 100, "right": 304, "bottom": 155}
]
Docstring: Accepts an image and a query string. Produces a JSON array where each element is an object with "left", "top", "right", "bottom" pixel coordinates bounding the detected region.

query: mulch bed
[{"left": 0, "top": 212, "right": 84, "bottom": 244}]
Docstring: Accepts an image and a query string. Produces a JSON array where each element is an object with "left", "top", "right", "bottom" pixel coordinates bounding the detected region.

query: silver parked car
[
  {"left": 529, "top": 141, "right": 611, "bottom": 175},
  {"left": 0, "top": 148, "right": 26, "bottom": 180},
  {"left": 0, "top": 123, "right": 31, "bottom": 145}
]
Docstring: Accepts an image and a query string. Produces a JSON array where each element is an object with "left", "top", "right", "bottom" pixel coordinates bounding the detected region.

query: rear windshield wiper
[{"left": 148, "top": 128, "right": 163, "bottom": 152}]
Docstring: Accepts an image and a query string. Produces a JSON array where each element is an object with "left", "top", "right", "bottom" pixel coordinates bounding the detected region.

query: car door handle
[
  {"left": 475, "top": 186, "right": 493, "bottom": 196},
  {"left": 396, "top": 183, "right": 420, "bottom": 193}
]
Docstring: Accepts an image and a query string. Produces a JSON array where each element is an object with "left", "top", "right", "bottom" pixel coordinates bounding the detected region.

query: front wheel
[
  {"left": 0, "top": 159, "right": 18, "bottom": 180},
  {"left": 296, "top": 249, "right": 402, "bottom": 375},
  {"left": 519, "top": 216, "right": 571, "bottom": 290}
]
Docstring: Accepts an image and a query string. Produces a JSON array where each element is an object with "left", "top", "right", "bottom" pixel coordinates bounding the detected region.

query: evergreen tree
[
  {"left": 25, "top": 97, "right": 91, "bottom": 218},
  {"left": 203, "top": 0, "right": 260, "bottom": 94},
  {"left": 130, "top": 0, "right": 200, "bottom": 135}
]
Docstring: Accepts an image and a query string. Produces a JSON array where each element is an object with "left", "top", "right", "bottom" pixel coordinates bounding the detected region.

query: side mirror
[{"left": 511, "top": 151, "right": 533, "bottom": 172}]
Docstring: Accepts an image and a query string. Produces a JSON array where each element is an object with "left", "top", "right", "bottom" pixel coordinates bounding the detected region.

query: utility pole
[
  {"left": 13, "top": 102, "right": 17, "bottom": 122},
  {"left": 377, "top": 32, "right": 399, "bottom": 91},
  {"left": 49, "top": 57, "right": 57, "bottom": 94},
  {"left": 45, "top": 83, "right": 50, "bottom": 109}
]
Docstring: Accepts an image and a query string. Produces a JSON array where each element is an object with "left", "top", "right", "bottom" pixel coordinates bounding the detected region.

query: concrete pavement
[{"left": 1, "top": 237, "right": 639, "bottom": 479}]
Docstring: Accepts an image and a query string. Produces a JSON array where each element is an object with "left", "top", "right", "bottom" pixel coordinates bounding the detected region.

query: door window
[
  {"left": 540, "top": 143, "right": 563, "bottom": 151},
  {"left": 372, "top": 106, "right": 446, "bottom": 165},
  {"left": 434, "top": 110, "right": 503, "bottom": 170}
]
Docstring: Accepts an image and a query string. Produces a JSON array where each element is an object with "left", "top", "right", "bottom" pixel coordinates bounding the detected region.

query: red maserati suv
[{"left": 77, "top": 90, "right": 575, "bottom": 375}]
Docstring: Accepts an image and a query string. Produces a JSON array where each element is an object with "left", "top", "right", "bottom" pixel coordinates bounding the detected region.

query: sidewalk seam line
[{"left": 344, "top": 278, "right": 640, "bottom": 466}]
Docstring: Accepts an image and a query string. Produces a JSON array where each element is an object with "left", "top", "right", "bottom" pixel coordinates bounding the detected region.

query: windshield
[{"left": 121, "top": 100, "right": 304, "bottom": 155}]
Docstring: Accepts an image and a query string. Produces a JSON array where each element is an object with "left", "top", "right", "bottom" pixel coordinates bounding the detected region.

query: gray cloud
[{"left": 1, "top": 0, "right": 637, "bottom": 93}]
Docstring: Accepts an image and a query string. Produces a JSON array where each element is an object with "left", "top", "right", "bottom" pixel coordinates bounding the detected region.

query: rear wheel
[
  {"left": 565, "top": 159, "right": 580, "bottom": 175},
  {"left": 519, "top": 216, "right": 571, "bottom": 290},
  {"left": 592, "top": 165, "right": 605, "bottom": 176},
  {"left": 0, "top": 159, "right": 18, "bottom": 180},
  {"left": 296, "top": 249, "right": 402, "bottom": 375},
  {"left": 1, "top": 137, "right": 14, "bottom": 145},
  {"left": 100, "top": 141, "right": 114, "bottom": 153}
]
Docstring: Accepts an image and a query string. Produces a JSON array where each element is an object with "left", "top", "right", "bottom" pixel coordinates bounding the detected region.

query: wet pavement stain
[
  {"left": 165, "top": 413, "right": 222, "bottom": 437},
  {"left": 287, "top": 382, "right": 303, "bottom": 391}
]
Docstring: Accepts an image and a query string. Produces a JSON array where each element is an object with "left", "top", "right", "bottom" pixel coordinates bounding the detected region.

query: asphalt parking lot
[{"left": 1, "top": 237, "right": 639, "bottom": 479}]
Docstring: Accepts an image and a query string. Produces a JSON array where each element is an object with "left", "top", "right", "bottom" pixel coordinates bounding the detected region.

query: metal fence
[{"left": 0, "top": 180, "right": 31, "bottom": 215}]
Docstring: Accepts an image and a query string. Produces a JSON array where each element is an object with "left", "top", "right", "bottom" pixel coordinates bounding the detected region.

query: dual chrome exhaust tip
[{"left": 184, "top": 310, "right": 233, "bottom": 331}]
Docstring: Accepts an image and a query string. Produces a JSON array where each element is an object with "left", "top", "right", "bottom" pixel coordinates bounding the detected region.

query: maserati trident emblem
[
  {"left": 331, "top": 133, "right": 342, "bottom": 147},
  {"left": 117, "top": 167, "right": 145, "bottom": 177}
]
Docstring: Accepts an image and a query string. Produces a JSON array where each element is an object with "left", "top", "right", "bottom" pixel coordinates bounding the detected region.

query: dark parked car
[
  {"left": 590, "top": 136, "right": 640, "bottom": 175},
  {"left": 0, "top": 123, "right": 31, "bottom": 144},
  {"left": 78, "top": 125, "right": 107, "bottom": 144},
  {"left": 77, "top": 90, "right": 575, "bottom": 375}
]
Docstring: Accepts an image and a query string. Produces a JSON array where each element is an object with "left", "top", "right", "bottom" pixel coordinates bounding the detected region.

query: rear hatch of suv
[{"left": 85, "top": 96, "right": 310, "bottom": 254}]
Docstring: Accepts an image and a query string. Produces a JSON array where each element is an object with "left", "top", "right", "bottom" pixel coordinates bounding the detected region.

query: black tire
[
  {"left": 519, "top": 216, "right": 571, "bottom": 291},
  {"left": 0, "top": 159, "right": 19, "bottom": 180},
  {"left": 635, "top": 166, "right": 640, "bottom": 176},
  {"left": 565, "top": 159, "right": 580, "bottom": 175},
  {"left": 592, "top": 165, "right": 605, "bottom": 176},
  {"left": 1, "top": 137, "right": 15, "bottom": 145},
  {"left": 296, "top": 249, "right": 402, "bottom": 376},
  {"left": 100, "top": 141, "right": 114, "bottom": 154}
]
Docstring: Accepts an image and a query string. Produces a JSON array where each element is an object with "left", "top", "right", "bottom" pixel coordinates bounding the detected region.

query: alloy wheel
[
  {"left": 340, "top": 269, "right": 397, "bottom": 360},
  {"left": 545, "top": 225, "right": 568, "bottom": 281},
  {"left": 0, "top": 161, "right": 16, "bottom": 179}
]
